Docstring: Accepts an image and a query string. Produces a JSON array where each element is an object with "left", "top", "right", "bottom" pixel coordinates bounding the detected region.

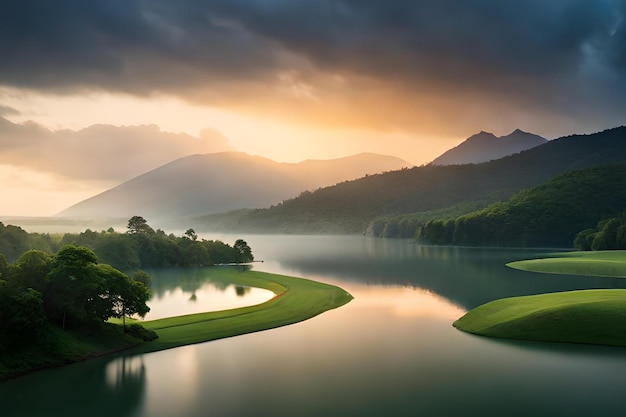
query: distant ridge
[
  {"left": 199, "top": 126, "right": 626, "bottom": 234},
  {"left": 431, "top": 129, "right": 547, "bottom": 165},
  {"left": 57, "top": 152, "right": 410, "bottom": 220}
]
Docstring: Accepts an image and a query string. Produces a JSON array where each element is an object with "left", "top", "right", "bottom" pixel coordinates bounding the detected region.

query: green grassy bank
[
  {"left": 507, "top": 250, "right": 626, "bottom": 278},
  {"left": 454, "top": 290, "right": 626, "bottom": 347},
  {"left": 455, "top": 251, "right": 626, "bottom": 347},
  {"left": 1, "top": 268, "right": 352, "bottom": 380},
  {"left": 130, "top": 268, "right": 353, "bottom": 355}
]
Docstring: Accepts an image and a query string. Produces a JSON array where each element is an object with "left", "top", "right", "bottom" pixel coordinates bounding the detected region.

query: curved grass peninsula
[
  {"left": 129, "top": 268, "right": 353, "bottom": 355},
  {"left": 0, "top": 268, "right": 352, "bottom": 380},
  {"left": 455, "top": 251, "right": 626, "bottom": 347}
]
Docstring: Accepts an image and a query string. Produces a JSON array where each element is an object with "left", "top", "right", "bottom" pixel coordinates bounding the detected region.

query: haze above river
[{"left": 3, "top": 235, "right": 626, "bottom": 417}]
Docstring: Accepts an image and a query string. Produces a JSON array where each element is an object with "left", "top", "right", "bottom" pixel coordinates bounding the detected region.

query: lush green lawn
[
  {"left": 507, "top": 250, "right": 626, "bottom": 278},
  {"left": 126, "top": 268, "right": 353, "bottom": 354},
  {"left": 454, "top": 290, "right": 626, "bottom": 347},
  {"left": 455, "top": 251, "right": 626, "bottom": 347}
]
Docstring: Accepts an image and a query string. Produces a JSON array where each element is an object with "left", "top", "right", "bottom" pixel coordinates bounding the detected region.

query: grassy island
[
  {"left": 455, "top": 251, "right": 626, "bottom": 347},
  {"left": 1, "top": 268, "right": 352, "bottom": 380},
  {"left": 454, "top": 289, "right": 626, "bottom": 347},
  {"left": 506, "top": 250, "right": 626, "bottom": 278}
]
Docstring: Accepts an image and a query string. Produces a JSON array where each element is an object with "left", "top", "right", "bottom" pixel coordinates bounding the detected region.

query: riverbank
[
  {"left": 454, "top": 251, "right": 626, "bottom": 347},
  {"left": 0, "top": 268, "right": 352, "bottom": 380},
  {"left": 454, "top": 289, "right": 626, "bottom": 347},
  {"left": 130, "top": 268, "right": 353, "bottom": 355},
  {"left": 507, "top": 250, "right": 626, "bottom": 278}
]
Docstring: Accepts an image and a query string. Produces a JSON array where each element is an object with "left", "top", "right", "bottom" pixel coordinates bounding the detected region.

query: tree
[
  {"left": 46, "top": 245, "right": 103, "bottom": 328},
  {"left": 46, "top": 245, "right": 151, "bottom": 329},
  {"left": 98, "top": 264, "right": 151, "bottom": 331},
  {"left": 233, "top": 239, "right": 253, "bottom": 263},
  {"left": 184, "top": 228, "right": 198, "bottom": 241},
  {"left": 131, "top": 270, "right": 152, "bottom": 287},
  {"left": 183, "top": 242, "right": 211, "bottom": 266},
  {"left": 127, "top": 216, "right": 155, "bottom": 235},
  {"left": 10, "top": 250, "right": 52, "bottom": 292}
]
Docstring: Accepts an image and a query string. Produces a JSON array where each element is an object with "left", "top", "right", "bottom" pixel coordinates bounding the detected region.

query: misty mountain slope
[
  {"left": 57, "top": 152, "right": 410, "bottom": 220},
  {"left": 200, "top": 126, "right": 626, "bottom": 234},
  {"left": 431, "top": 129, "right": 547, "bottom": 165}
]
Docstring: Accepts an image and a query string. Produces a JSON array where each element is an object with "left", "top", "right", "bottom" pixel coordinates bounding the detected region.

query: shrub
[{"left": 127, "top": 323, "right": 159, "bottom": 341}]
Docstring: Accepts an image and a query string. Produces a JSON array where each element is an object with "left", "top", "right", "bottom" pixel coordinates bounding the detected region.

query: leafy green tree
[
  {"left": 183, "top": 242, "right": 211, "bottom": 266},
  {"left": 94, "top": 234, "right": 140, "bottom": 271},
  {"left": 574, "top": 229, "right": 596, "bottom": 251},
  {"left": 131, "top": 270, "right": 152, "bottom": 287},
  {"left": 46, "top": 245, "right": 151, "bottom": 329},
  {"left": 233, "top": 239, "right": 254, "bottom": 263},
  {"left": 46, "top": 245, "right": 103, "bottom": 328},
  {"left": 127, "top": 216, "right": 155, "bottom": 235},
  {"left": 97, "top": 264, "right": 150, "bottom": 331},
  {"left": 184, "top": 228, "right": 198, "bottom": 241},
  {"left": 0, "top": 222, "right": 30, "bottom": 262},
  {"left": 9, "top": 250, "right": 52, "bottom": 292}
]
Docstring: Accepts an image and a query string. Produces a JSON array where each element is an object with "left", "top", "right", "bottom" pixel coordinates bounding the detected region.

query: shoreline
[{"left": 1, "top": 269, "right": 353, "bottom": 381}]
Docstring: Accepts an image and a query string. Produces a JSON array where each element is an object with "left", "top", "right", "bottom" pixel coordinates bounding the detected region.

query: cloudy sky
[{"left": 2, "top": 0, "right": 626, "bottom": 215}]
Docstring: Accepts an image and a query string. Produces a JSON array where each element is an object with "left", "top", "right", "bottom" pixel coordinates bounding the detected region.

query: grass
[
  {"left": 127, "top": 268, "right": 353, "bottom": 355},
  {"left": 454, "top": 290, "right": 626, "bottom": 347},
  {"left": 506, "top": 250, "right": 626, "bottom": 278},
  {"left": 1, "top": 268, "right": 352, "bottom": 380},
  {"left": 455, "top": 251, "right": 626, "bottom": 347}
]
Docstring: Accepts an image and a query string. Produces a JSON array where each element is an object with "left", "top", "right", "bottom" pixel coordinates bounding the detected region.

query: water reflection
[
  {"left": 5, "top": 236, "right": 626, "bottom": 417},
  {"left": 1, "top": 352, "right": 148, "bottom": 417},
  {"left": 143, "top": 267, "right": 274, "bottom": 320},
  {"left": 240, "top": 236, "right": 626, "bottom": 310}
]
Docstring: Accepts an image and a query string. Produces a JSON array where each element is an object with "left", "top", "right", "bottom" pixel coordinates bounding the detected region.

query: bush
[{"left": 127, "top": 323, "right": 159, "bottom": 341}]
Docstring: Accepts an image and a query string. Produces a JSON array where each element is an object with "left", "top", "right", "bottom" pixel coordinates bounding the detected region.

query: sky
[{"left": 1, "top": 0, "right": 626, "bottom": 216}]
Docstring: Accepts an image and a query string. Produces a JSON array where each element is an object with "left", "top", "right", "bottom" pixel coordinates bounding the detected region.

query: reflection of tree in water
[
  {"left": 1, "top": 353, "right": 148, "bottom": 417},
  {"left": 234, "top": 285, "right": 251, "bottom": 297},
  {"left": 78, "top": 355, "right": 148, "bottom": 417},
  {"left": 148, "top": 267, "right": 227, "bottom": 298}
]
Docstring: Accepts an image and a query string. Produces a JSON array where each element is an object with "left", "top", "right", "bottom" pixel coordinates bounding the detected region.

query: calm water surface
[
  {"left": 3, "top": 235, "right": 626, "bottom": 417},
  {"left": 144, "top": 268, "right": 275, "bottom": 320}
]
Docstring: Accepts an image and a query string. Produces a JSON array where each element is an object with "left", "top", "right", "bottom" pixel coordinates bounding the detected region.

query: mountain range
[
  {"left": 195, "top": 126, "right": 626, "bottom": 234},
  {"left": 58, "top": 152, "right": 410, "bottom": 220},
  {"left": 430, "top": 129, "right": 547, "bottom": 165}
]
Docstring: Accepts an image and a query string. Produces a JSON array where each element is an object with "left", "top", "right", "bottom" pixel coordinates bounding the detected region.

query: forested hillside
[
  {"left": 197, "top": 126, "right": 626, "bottom": 234},
  {"left": 419, "top": 165, "right": 626, "bottom": 248}
]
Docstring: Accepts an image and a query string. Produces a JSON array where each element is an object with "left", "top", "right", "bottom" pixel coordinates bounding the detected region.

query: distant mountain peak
[
  {"left": 431, "top": 129, "right": 547, "bottom": 166},
  {"left": 57, "top": 152, "right": 410, "bottom": 220}
]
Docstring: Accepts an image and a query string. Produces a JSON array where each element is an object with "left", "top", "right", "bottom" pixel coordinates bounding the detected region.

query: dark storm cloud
[
  {"left": 0, "top": 0, "right": 281, "bottom": 93},
  {"left": 1, "top": 0, "right": 625, "bottom": 131}
]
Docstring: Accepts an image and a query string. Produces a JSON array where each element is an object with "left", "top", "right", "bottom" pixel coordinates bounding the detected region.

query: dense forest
[
  {"left": 0, "top": 216, "right": 254, "bottom": 268},
  {"left": 417, "top": 165, "right": 626, "bottom": 248},
  {"left": 0, "top": 244, "right": 154, "bottom": 378},
  {"left": 0, "top": 217, "right": 254, "bottom": 379},
  {"left": 574, "top": 211, "right": 626, "bottom": 250},
  {"left": 196, "top": 126, "right": 626, "bottom": 235}
]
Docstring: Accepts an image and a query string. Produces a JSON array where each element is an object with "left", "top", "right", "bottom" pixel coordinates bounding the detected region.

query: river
[{"left": 2, "top": 235, "right": 626, "bottom": 417}]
